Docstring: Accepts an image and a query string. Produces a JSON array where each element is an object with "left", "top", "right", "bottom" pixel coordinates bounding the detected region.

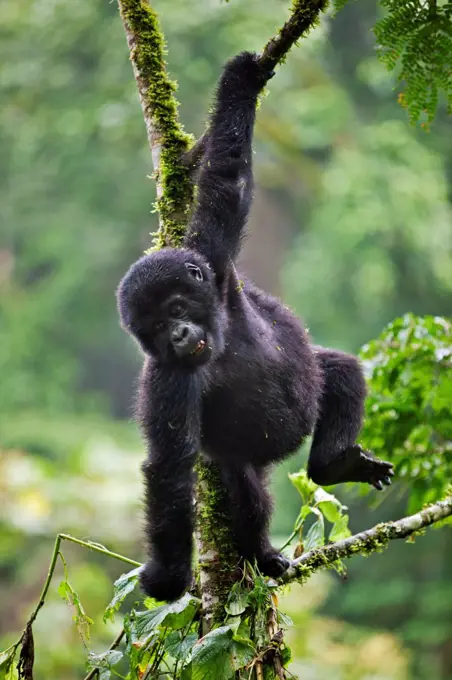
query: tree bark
[{"left": 282, "top": 495, "right": 452, "bottom": 583}]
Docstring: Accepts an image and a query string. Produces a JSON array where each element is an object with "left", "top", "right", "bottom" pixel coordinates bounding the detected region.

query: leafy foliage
[
  {"left": 374, "top": 0, "right": 452, "bottom": 125},
  {"left": 164, "top": 631, "right": 199, "bottom": 665},
  {"left": 103, "top": 567, "right": 141, "bottom": 623},
  {"left": 333, "top": 0, "right": 452, "bottom": 124},
  {"left": 287, "top": 470, "right": 351, "bottom": 560},
  {"left": 86, "top": 650, "right": 123, "bottom": 680},
  {"left": 184, "top": 622, "right": 255, "bottom": 680},
  {"left": 121, "top": 594, "right": 202, "bottom": 679},
  {"left": 284, "top": 119, "right": 452, "bottom": 350},
  {"left": 0, "top": 646, "right": 17, "bottom": 680},
  {"left": 360, "top": 314, "right": 452, "bottom": 509},
  {"left": 116, "top": 571, "right": 291, "bottom": 679},
  {"left": 134, "top": 594, "right": 200, "bottom": 636},
  {"left": 58, "top": 578, "right": 94, "bottom": 647}
]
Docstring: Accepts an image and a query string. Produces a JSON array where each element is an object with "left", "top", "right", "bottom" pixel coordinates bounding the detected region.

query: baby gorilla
[{"left": 117, "top": 52, "right": 394, "bottom": 602}]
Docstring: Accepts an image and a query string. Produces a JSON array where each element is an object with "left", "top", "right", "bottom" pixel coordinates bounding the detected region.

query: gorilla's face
[{"left": 117, "top": 248, "right": 223, "bottom": 367}]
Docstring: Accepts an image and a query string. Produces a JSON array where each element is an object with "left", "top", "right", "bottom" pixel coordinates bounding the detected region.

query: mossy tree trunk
[
  {"left": 115, "top": 0, "right": 330, "bottom": 636},
  {"left": 117, "top": 0, "right": 240, "bottom": 632}
]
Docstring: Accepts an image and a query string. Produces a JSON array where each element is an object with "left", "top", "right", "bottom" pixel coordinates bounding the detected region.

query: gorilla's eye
[
  {"left": 185, "top": 263, "right": 203, "bottom": 282},
  {"left": 169, "top": 302, "right": 185, "bottom": 317}
]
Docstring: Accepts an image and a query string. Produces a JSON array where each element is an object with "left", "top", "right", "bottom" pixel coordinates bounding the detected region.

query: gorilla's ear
[{"left": 185, "top": 263, "right": 204, "bottom": 282}]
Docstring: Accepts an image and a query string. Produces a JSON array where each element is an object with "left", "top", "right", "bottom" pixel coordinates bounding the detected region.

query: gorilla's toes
[
  {"left": 140, "top": 560, "right": 192, "bottom": 602},
  {"left": 257, "top": 550, "right": 290, "bottom": 578}
]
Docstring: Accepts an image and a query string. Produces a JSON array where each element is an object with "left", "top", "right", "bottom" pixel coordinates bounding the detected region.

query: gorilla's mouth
[{"left": 191, "top": 339, "right": 207, "bottom": 356}]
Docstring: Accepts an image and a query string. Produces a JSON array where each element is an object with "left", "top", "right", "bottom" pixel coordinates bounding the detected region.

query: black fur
[{"left": 117, "top": 52, "right": 394, "bottom": 602}]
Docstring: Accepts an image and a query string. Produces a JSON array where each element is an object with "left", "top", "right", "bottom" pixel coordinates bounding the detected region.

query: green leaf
[
  {"left": 190, "top": 625, "right": 236, "bottom": 680},
  {"left": 304, "top": 512, "right": 325, "bottom": 551},
  {"left": 5, "top": 666, "right": 18, "bottom": 680},
  {"left": 4, "top": 662, "right": 18, "bottom": 680},
  {"left": 134, "top": 593, "right": 200, "bottom": 640},
  {"left": 359, "top": 314, "right": 452, "bottom": 509},
  {"left": 103, "top": 567, "right": 141, "bottom": 623},
  {"left": 314, "top": 487, "right": 348, "bottom": 523},
  {"left": 0, "top": 648, "right": 16, "bottom": 670},
  {"left": 329, "top": 515, "right": 352, "bottom": 542},
  {"left": 58, "top": 579, "right": 93, "bottom": 645},
  {"left": 288, "top": 471, "right": 317, "bottom": 502},
  {"left": 247, "top": 572, "right": 276, "bottom": 608},
  {"left": 277, "top": 610, "right": 293, "bottom": 628},
  {"left": 230, "top": 636, "right": 255, "bottom": 671},
  {"left": 188, "top": 624, "right": 254, "bottom": 680},
  {"left": 225, "top": 582, "right": 249, "bottom": 616},
  {"left": 0, "top": 646, "right": 17, "bottom": 680},
  {"left": 164, "top": 631, "right": 198, "bottom": 663},
  {"left": 86, "top": 650, "right": 123, "bottom": 680},
  {"left": 280, "top": 645, "right": 292, "bottom": 666},
  {"left": 123, "top": 612, "right": 158, "bottom": 678},
  {"left": 180, "top": 663, "right": 192, "bottom": 680}
]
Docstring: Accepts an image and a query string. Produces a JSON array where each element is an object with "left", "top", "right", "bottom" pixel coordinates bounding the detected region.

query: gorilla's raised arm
[{"left": 184, "top": 53, "right": 273, "bottom": 283}]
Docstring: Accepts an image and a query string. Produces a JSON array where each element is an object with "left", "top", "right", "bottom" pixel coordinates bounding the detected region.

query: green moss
[
  {"left": 291, "top": 0, "right": 328, "bottom": 29},
  {"left": 351, "top": 532, "right": 390, "bottom": 556},
  {"left": 119, "top": 0, "right": 194, "bottom": 247},
  {"left": 293, "top": 526, "right": 393, "bottom": 584},
  {"left": 195, "top": 460, "right": 239, "bottom": 624}
]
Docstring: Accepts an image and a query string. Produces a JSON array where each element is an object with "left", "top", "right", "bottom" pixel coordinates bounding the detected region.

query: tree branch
[
  {"left": 117, "top": 0, "right": 193, "bottom": 247},
  {"left": 282, "top": 495, "right": 452, "bottom": 583},
  {"left": 117, "top": 0, "right": 331, "bottom": 246},
  {"left": 58, "top": 534, "right": 141, "bottom": 567},
  {"left": 259, "top": 0, "right": 329, "bottom": 72}
]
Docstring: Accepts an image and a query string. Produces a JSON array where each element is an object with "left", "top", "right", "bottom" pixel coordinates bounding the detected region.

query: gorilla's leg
[
  {"left": 307, "top": 348, "right": 394, "bottom": 490},
  {"left": 220, "top": 463, "right": 289, "bottom": 577}
]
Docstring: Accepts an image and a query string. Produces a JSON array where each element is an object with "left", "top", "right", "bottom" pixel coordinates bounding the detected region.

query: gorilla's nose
[{"left": 171, "top": 323, "right": 204, "bottom": 356}]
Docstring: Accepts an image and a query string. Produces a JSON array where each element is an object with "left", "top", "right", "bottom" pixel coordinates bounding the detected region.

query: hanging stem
[
  {"left": 24, "top": 534, "right": 63, "bottom": 632},
  {"left": 58, "top": 534, "right": 142, "bottom": 567},
  {"left": 10, "top": 534, "right": 141, "bottom": 656}
]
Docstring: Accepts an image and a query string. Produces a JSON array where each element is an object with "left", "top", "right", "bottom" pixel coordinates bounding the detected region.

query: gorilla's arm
[
  {"left": 138, "top": 364, "right": 201, "bottom": 601},
  {"left": 184, "top": 53, "right": 273, "bottom": 282}
]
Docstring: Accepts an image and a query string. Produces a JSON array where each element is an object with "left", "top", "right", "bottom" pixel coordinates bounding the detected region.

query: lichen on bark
[
  {"left": 118, "top": 0, "right": 194, "bottom": 247},
  {"left": 195, "top": 461, "right": 239, "bottom": 631},
  {"left": 117, "top": 0, "right": 238, "bottom": 632}
]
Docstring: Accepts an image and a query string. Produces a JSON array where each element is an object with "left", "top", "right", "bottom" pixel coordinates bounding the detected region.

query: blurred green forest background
[{"left": 0, "top": 0, "right": 451, "bottom": 678}]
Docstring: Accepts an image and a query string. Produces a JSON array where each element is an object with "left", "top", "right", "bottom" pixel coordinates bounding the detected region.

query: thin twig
[
  {"left": 59, "top": 534, "right": 141, "bottom": 568},
  {"left": 267, "top": 596, "right": 285, "bottom": 679},
  {"left": 255, "top": 659, "right": 265, "bottom": 680},
  {"left": 282, "top": 495, "right": 452, "bottom": 583},
  {"left": 26, "top": 534, "right": 63, "bottom": 630}
]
